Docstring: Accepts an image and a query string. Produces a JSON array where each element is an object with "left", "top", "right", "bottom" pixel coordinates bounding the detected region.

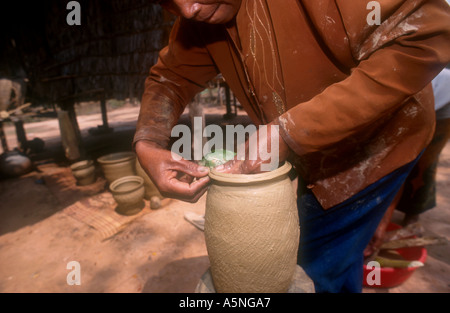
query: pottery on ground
[
  {"left": 97, "top": 151, "right": 136, "bottom": 184},
  {"left": 135, "top": 159, "right": 163, "bottom": 201},
  {"left": 205, "top": 162, "right": 300, "bottom": 293},
  {"left": 0, "top": 151, "right": 32, "bottom": 177},
  {"left": 109, "top": 175, "right": 145, "bottom": 216},
  {"left": 70, "top": 160, "right": 96, "bottom": 186}
]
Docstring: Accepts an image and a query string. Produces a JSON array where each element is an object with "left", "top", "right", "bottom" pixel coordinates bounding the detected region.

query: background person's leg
[{"left": 396, "top": 118, "right": 450, "bottom": 224}]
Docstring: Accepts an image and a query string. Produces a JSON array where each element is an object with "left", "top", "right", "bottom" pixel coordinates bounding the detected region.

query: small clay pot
[
  {"left": 110, "top": 175, "right": 145, "bottom": 216},
  {"left": 97, "top": 151, "right": 136, "bottom": 184},
  {"left": 205, "top": 162, "right": 299, "bottom": 293},
  {"left": 70, "top": 160, "right": 96, "bottom": 186}
]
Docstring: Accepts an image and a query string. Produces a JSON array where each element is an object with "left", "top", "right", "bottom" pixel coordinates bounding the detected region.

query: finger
[
  {"left": 186, "top": 181, "right": 210, "bottom": 203},
  {"left": 166, "top": 176, "right": 210, "bottom": 201},
  {"left": 171, "top": 159, "right": 210, "bottom": 178},
  {"left": 215, "top": 160, "right": 260, "bottom": 174},
  {"left": 215, "top": 160, "right": 243, "bottom": 173},
  {"left": 175, "top": 177, "right": 210, "bottom": 203}
]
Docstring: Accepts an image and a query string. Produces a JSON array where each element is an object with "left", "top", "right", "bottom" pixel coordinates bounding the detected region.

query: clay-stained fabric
[{"left": 134, "top": 0, "right": 450, "bottom": 209}]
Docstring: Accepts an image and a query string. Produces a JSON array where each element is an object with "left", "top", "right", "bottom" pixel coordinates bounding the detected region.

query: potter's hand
[
  {"left": 135, "top": 141, "right": 210, "bottom": 203},
  {"left": 216, "top": 124, "right": 291, "bottom": 174}
]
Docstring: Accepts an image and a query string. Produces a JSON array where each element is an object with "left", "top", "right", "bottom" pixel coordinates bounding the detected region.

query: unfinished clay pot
[
  {"left": 70, "top": 160, "right": 96, "bottom": 186},
  {"left": 205, "top": 162, "right": 299, "bottom": 293},
  {"left": 97, "top": 151, "right": 136, "bottom": 184},
  {"left": 135, "top": 159, "right": 162, "bottom": 201},
  {"left": 110, "top": 175, "right": 145, "bottom": 216}
]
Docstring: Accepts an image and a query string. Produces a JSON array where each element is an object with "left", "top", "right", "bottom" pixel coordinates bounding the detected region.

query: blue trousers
[{"left": 297, "top": 157, "right": 420, "bottom": 293}]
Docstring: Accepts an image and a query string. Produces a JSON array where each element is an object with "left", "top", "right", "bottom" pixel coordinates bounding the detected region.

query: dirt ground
[{"left": 0, "top": 104, "right": 449, "bottom": 293}]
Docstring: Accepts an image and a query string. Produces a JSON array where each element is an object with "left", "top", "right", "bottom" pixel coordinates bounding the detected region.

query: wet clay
[{"left": 205, "top": 162, "right": 300, "bottom": 293}]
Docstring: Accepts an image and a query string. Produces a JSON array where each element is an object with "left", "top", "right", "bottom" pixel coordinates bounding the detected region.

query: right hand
[
  {"left": 135, "top": 140, "right": 210, "bottom": 203},
  {"left": 215, "top": 123, "right": 291, "bottom": 174}
]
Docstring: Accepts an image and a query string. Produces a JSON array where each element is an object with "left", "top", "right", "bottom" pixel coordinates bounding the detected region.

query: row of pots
[{"left": 70, "top": 151, "right": 162, "bottom": 215}]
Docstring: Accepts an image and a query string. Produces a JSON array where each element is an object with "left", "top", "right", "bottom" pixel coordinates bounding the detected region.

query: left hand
[{"left": 215, "top": 123, "right": 291, "bottom": 174}]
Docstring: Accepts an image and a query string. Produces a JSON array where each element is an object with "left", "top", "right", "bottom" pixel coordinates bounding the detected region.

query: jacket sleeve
[
  {"left": 273, "top": 0, "right": 450, "bottom": 156},
  {"left": 133, "top": 17, "right": 219, "bottom": 149}
]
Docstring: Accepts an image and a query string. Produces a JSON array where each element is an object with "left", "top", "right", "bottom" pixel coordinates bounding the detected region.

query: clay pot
[
  {"left": 0, "top": 151, "right": 32, "bottom": 177},
  {"left": 135, "top": 159, "right": 162, "bottom": 201},
  {"left": 97, "top": 151, "right": 136, "bottom": 184},
  {"left": 110, "top": 175, "right": 145, "bottom": 216},
  {"left": 205, "top": 162, "right": 299, "bottom": 293},
  {"left": 70, "top": 160, "right": 96, "bottom": 186}
]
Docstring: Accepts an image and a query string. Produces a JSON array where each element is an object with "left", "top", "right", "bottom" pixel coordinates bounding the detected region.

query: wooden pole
[
  {"left": 57, "top": 110, "right": 81, "bottom": 161},
  {"left": 100, "top": 94, "right": 109, "bottom": 129},
  {"left": 13, "top": 119, "right": 28, "bottom": 152},
  {"left": 0, "top": 120, "right": 9, "bottom": 152}
]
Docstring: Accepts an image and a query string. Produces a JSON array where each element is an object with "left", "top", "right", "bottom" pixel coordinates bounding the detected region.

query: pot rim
[
  {"left": 110, "top": 175, "right": 144, "bottom": 193},
  {"left": 209, "top": 162, "right": 292, "bottom": 184},
  {"left": 97, "top": 151, "right": 135, "bottom": 164},
  {"left": 70, "top": 159, "right": 94, "bottom": 171}
]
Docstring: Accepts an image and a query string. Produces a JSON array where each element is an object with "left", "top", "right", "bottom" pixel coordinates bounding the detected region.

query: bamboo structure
[{"left": 1, "top": 0, "right": 175, "bottom": 107}]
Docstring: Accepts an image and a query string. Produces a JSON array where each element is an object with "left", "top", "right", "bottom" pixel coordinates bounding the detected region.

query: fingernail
[{"left": 199, "top": 166, "right": 209, "bottom": 172}]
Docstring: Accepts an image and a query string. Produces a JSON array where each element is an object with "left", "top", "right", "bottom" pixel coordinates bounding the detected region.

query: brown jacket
[{"left": 134, "top": 0, "right": 450, "bottom": 209}]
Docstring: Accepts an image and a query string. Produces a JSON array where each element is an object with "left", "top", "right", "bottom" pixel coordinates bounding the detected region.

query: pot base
[
  {"left": 71, "top": 160, "right": 96, "bottom": 186},
  {"left": 195, "top": 265, "right": 314, "bottom": 293},
  {"left": 115, "top": 200, "right": 145, "bottom": 216}
]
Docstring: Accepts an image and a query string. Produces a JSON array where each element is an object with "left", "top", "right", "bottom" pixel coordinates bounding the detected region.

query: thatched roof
[{"left": 1, "top": 0, "right": 174, "bottom": 108}]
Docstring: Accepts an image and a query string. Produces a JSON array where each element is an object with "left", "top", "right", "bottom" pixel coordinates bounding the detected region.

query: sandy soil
[{"left": 0, "top": 105, "right": 449, "bottom": 293}]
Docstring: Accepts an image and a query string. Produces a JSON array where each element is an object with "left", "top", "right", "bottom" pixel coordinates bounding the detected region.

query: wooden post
[
  {"left": 0, "top": 120, "right": 9, "bottom": 152},
  {"left": 66, "top": 102, "right": 82, "bottom": 142},
  {"left": 13, "top": 119, "right": 28, "bottom": 152},
  {"left": 59, "top": 101, "right": 85, "bottom": 160},
  {"left": 100, "top": 94, "right": 109, "bottom": 129},
  {"left": 58, "top": 110, "right": 81, "bottom": 161}
]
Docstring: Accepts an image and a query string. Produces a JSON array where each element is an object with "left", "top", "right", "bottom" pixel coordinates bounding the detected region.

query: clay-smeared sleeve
[
  {"left": 273, "top": 0, "right": 450, "bottom": 156},
  {"left": 133, "top": 18, "right": 219, "bottom": 149}
]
